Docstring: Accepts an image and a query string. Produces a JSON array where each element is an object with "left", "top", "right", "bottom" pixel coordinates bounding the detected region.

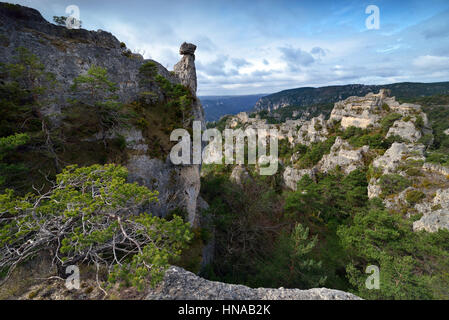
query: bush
[
  {"left": 337, "top": 209, "right": 435, "bottom": 299},
  {"left": 297, "top": 137, "right": 336, "bottom": 169},
  {"left": 0, "top": 164, "right": 193, "bottom": 290},
  {"left": 380, "top": 113, "right": 402, "bottom": 134},
  {"left": 426, "top": 152, "right": 449, "bottom": 166},
  {"left": 405, "top": 190, "right": 426, "bottom": 205},
  {"left": 415, "top": 115, "right": 424, "bottom": 130},
  {"left": 378, "top": 174, "right": 410, "bottom": 197},
  {"left": 253, "top": 223, "right": 326, "bottom": 289}
]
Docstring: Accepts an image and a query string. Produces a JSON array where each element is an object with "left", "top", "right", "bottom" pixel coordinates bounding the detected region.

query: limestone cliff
[{"left": 0, "top": 3, "right": 204, "bottom": 226}]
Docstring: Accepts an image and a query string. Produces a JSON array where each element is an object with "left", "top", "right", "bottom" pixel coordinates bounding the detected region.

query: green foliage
[
  {"left": 380, "top": 113, "right": 402, "bottom": 134},
  {"left": 254, "top": 223, "right": 326, "bottom": 289},
  {"left": 378, "top": 174, "right": 411, "bottom": 197},
  {"left": 339, "top": 126, "right": 394, "bottom": 150},
  {"left": 285, "top": 169, "right": 368, "bottom": 223},
  {"left": 71, "top": 65, "right": 124, "bottom": 131},
  {"left": 0, "top": 133, "right": 29, "bottom": 186},
  {"left": 200, "top": 170, "right": 285, "bottom": 286},
  {"left": 0, "top": 164, "right": 192, "bottom": 290},
  {"left": 426, "top": 152, "right": 449, "bottom": 166},
  {"left": 414, "top": 115, "right": 424, "bottom": 130},
  {"left": 0, "top": 133, "right": 29, "bottom": 159},
  {"left": 405, "top": 190, "right": 426, "bottom": 205},
  {"left": 351, "top": 133, "right": 385, "bottom": 149},
  {"left": 138, "top": 61, "right": 158, "bottom": 82},
  {"left": 338, "top": 209, "right": 449, "bottom": 299},
  {"left": 397, "top": 159, "right": 424, "bottom": 177},
  {"left": 0, "top": 47, "right": 58, "bottom": 190},
  {"left": 278, "top": 139, "right": 307, "bottom": 164},
  {"left": 296, "top": 137, "right": 336, "bottom": 168},
  {"left": 53, "top": 16, "right": 67, "bottom": 26},
  {"left": 418, "top": 133, "right": 434, "bottom": 146}
]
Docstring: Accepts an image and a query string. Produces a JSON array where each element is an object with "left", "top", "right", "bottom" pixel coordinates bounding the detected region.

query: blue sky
[{"left": 10, "top": 0, "right": 449, "bottom": 95}]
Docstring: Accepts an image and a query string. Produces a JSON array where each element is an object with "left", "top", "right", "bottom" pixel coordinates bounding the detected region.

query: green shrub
[
  {"left": 0, "top": 164, "right": 193, "bottom": 290},
  {"left": 338, "top": 208, "right": 435, "bottom": 300},
  {"left": 381, "top": 103, "right": 390, "bottom": 112},
  {"left": 380, "top": 113, "right": 402, "bottom": 134},
  {"left": 297, "top": 137, "right": 336, "bottom": 169},
  {"left": 378, "top": 174, "right": 410, "bottom": 197},
  {"left": 426, "top": 152, "right": 449, "bottom": 166},
  {"left": 253, "top": 223, "right": 326, "bottom": 289},
  {"left": 405, "top": 190, "right": 426, "bottom": 205},
  {"left": 415, "top": 115, "right": 424, "bottom": 129}
]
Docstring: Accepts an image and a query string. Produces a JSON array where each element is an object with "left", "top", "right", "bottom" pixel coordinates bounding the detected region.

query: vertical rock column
[
  {"left": 174, "top": 42, "right": 197, "bottom": 94},
  {"left": 173, "top": 43, "right": 205, "bottom": 227},
  {"left": 174, "top": 42, "right": 205, "bottom": 127}
]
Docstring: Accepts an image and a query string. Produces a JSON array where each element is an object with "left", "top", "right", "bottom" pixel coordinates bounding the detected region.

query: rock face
[
  {"left": 329, "top": 90, "right": 386, "bottom": 129},
  {"left": 371, "top": 142, "right": 426, "bottom": 175},
  {"left": 413, "top": 189, "right": 449, "bottom": 232},
  {"left": 283, "top": 167, "right": 317, "bottom": 191},
  {"left": 0, "top": 3, "right": 204, "bottom": 226},
  {"left": 145, "top": 266, "right": 361, "bottom": 300},
  {"left": 230, "top": 165, "right": 251, "bottom": 185},
  {"left": 367, "top": 142, "right": 426, "bottom": 199},
  {"left": 318, "top": 137, "right": 369, "bottom": 175},
  {"left": 386, "top": 120, "right": 422, "bottom": 143},
  {"left": 295, "top": 114, "right": 328, "bottom": 145}
]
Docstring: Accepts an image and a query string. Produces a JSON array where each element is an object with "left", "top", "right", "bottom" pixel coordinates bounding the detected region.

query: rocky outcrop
[
  {"left": 386, "top": 120, "right": 422, "bottom": 143},
  {"left": 423, "top": 162, "right": 449, "bottom": 177},
  {"left": 368, "top": 142, "right": 425, "bottom": 199},
  {"left": 294, "top": 114, "right": 328, "bottom": 145},
  {"left": 283, "top": 167, "right": 317, "bottom": 190},
  {"left": 230, "top": 165, "right": 251, "bottom": 185},
  {"left": 174, "top": 42, "right": 197, "bottom": 94},
  {"left": 145, "top": 267, "right": 361, "bottom": 300},
  {"left": 317, "top": 137, "right": 369, "bottom": 174},
  {"left": 413, "top": 189, "right": 449, "bottom": 232},
  {"left": 329, "top": 90, "right": 387, "bottom": 129},
  {"left": 371, "top": 142, "right": 425, "bottom": 175}
]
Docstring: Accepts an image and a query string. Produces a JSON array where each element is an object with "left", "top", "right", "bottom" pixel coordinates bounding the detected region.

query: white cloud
[{"left": 412, "top": 55, "right": 449, "bottom": 70}]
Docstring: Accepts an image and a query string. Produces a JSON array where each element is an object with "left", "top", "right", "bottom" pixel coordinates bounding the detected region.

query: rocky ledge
[{"left": 146, "top": 267, "right": 361, "bottom": 300}]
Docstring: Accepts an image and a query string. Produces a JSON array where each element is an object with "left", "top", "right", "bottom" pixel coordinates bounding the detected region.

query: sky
[{"left": 10, "top": 0, "right": 449, "bottom": 95}]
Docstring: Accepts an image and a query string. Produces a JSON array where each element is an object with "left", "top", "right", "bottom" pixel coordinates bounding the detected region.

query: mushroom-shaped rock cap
[
  {"left": 379, "top": 88, "right": 391, "bottom": 98},
  {"left": 179, "top": 42, "right": 197, "bottom": 55}
]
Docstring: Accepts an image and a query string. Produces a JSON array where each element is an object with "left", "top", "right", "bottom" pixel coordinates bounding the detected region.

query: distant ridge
[
  {"left": 200, "top": 94, "right": 266, "bottom": 121},
  {"left": 253, "top": 82, "right": 449, "bottom": 112}
]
